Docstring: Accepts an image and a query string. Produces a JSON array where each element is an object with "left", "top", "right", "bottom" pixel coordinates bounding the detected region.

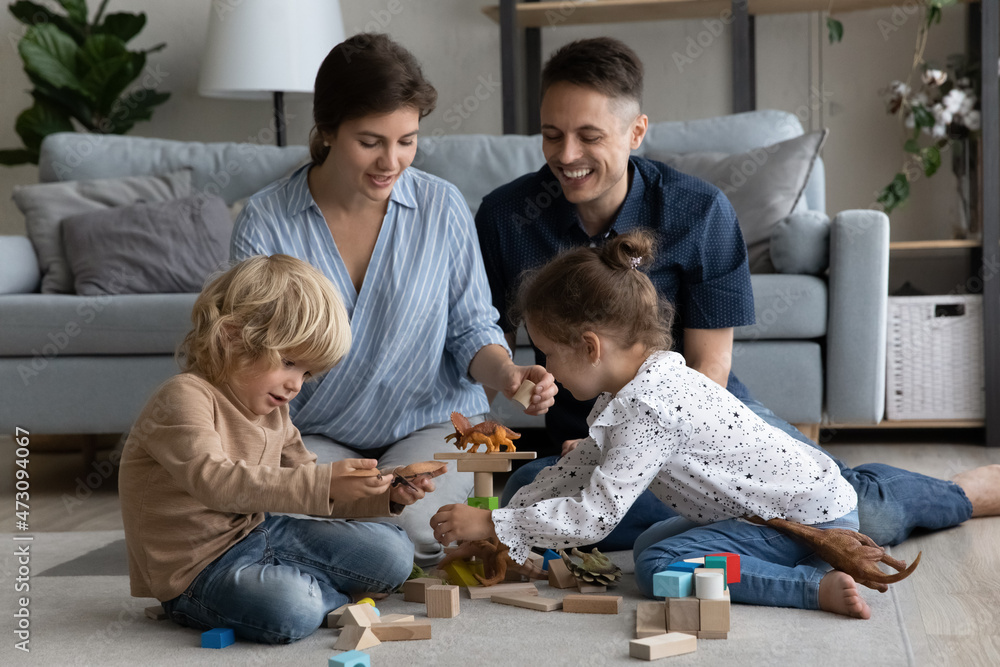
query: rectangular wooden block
[
  {"left": 635, "top": 601, "right": 667, "bottom": 639},
  {"left": 144, "top": 605, "right": 167, "bottom": 621},
  {"left": 700, "top": 598, "right": 730, "bottom": 632},
  {"left": 697, "top": 631, "right": 728, "bottom": 639},
  {"left": 653, "top": 570, "right": 693, "bottom": 598},
  {"left": 370, "top": 621, "right": 432, "bottom": 641},
  {"left": 682, "top": 557, "right": 705, "bottom": 565},
  {"left": 490, "top": 593, "right": 563, "bottom": 611},
  {"left": 629, "top": 632, "right": 697, "bottom": 660},
  {"left": 457, "top": 458, "right": 512, "bottom": 473},
  {"left": 547, "top": 558, "right": 577, "bottom": 589},
  {"left": 467, "top": 582, "right": 539, "bottom": 599},
  {"left": 426, "top": 585, "right": 460, "bottom": 618},
  {"left": 378, "top": 614, "right": 415, "bottom": 624},
  {"left": 576, "top": 582, "right": 607, "bottom": 594},
  {"left": 402, "top": 577, "right": 442, "bottom": 603},
  {"left": 434, "top": 452, "right": 537, "bottom": 460},
  {"left": 442, "top": 560, "right": 481, "bottom": 588},
  {"left": 561, "top": 594, "right": 622, "bottom": 614},
  {"left": 667, "top": 597, "right": 700, "bottom": 632}
]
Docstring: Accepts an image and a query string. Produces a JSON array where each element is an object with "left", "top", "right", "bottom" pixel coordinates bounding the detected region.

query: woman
[{"left": 231, "top": 33, "right": 556, "bottom": 566}]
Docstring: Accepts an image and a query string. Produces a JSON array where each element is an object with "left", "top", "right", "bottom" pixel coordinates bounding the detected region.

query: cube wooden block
[
  {"left": 547, "top": 558, "right": 577, "bottom": 589},
  {"left": 369, "top": 621, "right": 432, "bottom": 641},
  {"left": 144, "top": 605, "right": 167, "bottom": 621},
  {"left": 653, "top": 570, "right": 693, "bottom": 598},
  {"left": 629, "top": 632, "right": 697, "bottom": 660},
  {"left": 329, "top": 649, "right": 371, "bottom": 667},
  {"left": 467, "top": 582, "right": 538, "bottom": 600},
  {"left": 527, "top": 552, "right": 545, "bottom": 571},
  {"left": 467, "top": 496, "right": 500, "bottom": 510},
  {"left": 334, "top": 626, "right": 380, "bottom": 651},
  {"left": 700, "top": 598, "right": 730, "bottom": 633},
  {"left": 402, "top": 577, "right": 442, "bottom": 603},
  {"left": 708, "top": 552, "right": 742, "bottom": 584},
  {"left": 490, "top": 593, "right": 563, "bottom": 611},
  {"left": 561, "top": 594, "right": 622, "bottom": 614},
  {"left": 667, "top": 597, "right": 700, "bottom": 632},
  {"left": 635, "top": 601, "right": 667, "bottom": 639},
  {"left": 426, "top": 585, "right": 460, "bottom": 618},
  {"left": 704, "top": 556, "right": 729, "bottom": 587}
]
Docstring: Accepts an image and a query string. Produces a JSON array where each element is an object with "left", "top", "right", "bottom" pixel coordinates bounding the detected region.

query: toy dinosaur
[
  {"left": 438, "top": 535, "right": 547, "bottom": 586},
  {"left": 445, "top": 412, "right": 521, "bottom": 453}
]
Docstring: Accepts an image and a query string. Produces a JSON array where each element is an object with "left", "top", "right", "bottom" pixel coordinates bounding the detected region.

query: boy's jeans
[{"left": 162, "top": 514, "right": 412, "bottom": 644}]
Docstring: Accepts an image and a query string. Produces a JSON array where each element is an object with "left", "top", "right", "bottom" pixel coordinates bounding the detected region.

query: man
[{"left": 475, "top": 37, "right": 999, "bottom": 549}]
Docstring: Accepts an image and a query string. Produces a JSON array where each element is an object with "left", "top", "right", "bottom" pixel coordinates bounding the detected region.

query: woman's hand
[
  {"left": 388, "top": 464, "right": 447, "bottom": 507},
  {"left": 561, "top": 438, "right": 583, "bottom": 457},
  {"left": 328, "top": 458, "right": 391, "bottom": 504},
  {"left": 430, "top": 504, "right": 496, "bottom": 545}
]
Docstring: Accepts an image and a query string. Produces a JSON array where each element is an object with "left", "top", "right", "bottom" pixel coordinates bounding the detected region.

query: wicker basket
[{"left": 886, "top": 294, "right": 984, "bottom": 420}]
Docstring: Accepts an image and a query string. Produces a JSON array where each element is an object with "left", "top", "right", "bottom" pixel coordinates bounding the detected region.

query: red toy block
[{"left": 707, "top": 552, "right": 741, "bottom": 584}]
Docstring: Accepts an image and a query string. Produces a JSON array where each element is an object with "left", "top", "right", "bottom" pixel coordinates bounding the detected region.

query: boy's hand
[
  {"left": 430, "top": 503, "right": 496, "bottom": 545},
  {"left": 389, "top": 464, "right": 446, "bottom": 507},
  {"left": 329, "top": 459, "right": 391, "bottom": 504}
]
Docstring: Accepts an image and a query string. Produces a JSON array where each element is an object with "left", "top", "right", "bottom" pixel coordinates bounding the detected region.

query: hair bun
[{"left": 602, "top": 230, "right": 656, "bottom": 272}]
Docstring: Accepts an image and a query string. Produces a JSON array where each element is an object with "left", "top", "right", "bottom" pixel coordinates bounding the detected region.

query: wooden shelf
[
  {"left": 482, "top": 0, "right": 977, "bottom": 27},
  {"left": 825, "top": 419, "right": 985, "bottom": 429},
  {"left": 889, "top": 239, "right": 983, "bottom": 251}
]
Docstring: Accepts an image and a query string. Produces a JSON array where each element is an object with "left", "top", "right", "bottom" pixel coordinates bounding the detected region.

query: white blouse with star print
[{"left": 492, "top": 350, "right": 858, "bottom": 565}]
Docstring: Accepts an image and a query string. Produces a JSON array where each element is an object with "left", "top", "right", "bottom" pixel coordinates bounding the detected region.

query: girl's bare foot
[
  {"left": 818, "top": 570, "right": 871, "bottom": 619},
  {"left": 952, "top": 464, "right": 1000, "bottom": 517}
]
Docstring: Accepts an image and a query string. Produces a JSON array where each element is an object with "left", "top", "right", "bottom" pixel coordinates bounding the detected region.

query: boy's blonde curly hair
[{"left": 178, "top": 254, "right": 351, "bottom": 384}]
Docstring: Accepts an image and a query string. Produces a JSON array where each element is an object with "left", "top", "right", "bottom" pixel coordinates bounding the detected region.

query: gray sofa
[{"left": 0, "top": 110, "right": 888, "bottom": 436}]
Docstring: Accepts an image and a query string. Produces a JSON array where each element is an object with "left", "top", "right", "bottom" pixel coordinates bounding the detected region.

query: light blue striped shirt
[{"left": 231, "top": 164, "right": 509, "bottom": 448}]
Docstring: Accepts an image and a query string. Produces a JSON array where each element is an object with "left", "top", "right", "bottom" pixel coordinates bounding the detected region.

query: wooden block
[
  {"left": 682, "top": 557, "right": 705, "bottom": 565},
  {"left": 402, "top": 577, "right": 442, "bottom": 603},
  {"left": 434, "top": 452, "right": 537, "bottom": 460},
  {"left": 378, "top": 613, "right": 414, "bottom": 624},
  {"left": 467, "top": 582, "right": 538, "bottom": 599},
  {"left": 323, "top": 603, "right": 350, "bottom": 627},
  {"left": 666, "top": 561, "right": 701, "bottom": 575},
  {"left": 426, "top": 585, "right": 460, "bottom": 618},
  {"left": 635, "top": 601, "right": 667, "bottom": 639},
  {"left": 467, "top": 496, "right": 500, "bottom": 510},
  {"left": 547, "top": 558, "right": 577, "bottom": 589},
  {"left": 653, "top": 570, "right": 692, "bottom": 598},
  {"left": 473, "top": 471, "right": 493, "bottom": 498},
  {"left": 576, "top": 582, "right": 607, "bottom": 594},
  {"left": 708, "top": 552, "right": 742, "bottom": 584},
  {"left": 442, "top": 560, "right": 480, "bottom": 588},
  {"left": 527, "top": 552, "right": 545, "bottom": 570},
  {"left": 704, "top": 556, "right": 729, "bottom": 588},
  {"left": 629, "top": 632, "right": 697, "bottom": 660},
  {"left": 339, "top": 604, "right": 380, "bottom": 628},
  {"left": 561, "top": 594, "right": 622, "bottom": 614},
  {"left": 457, "top": 458, "right": 512, "bottom": 473},
  {"left": 512, "top": 379, "right": 536, "bottom": 407},
  {"left": 144, "top": 605, "right": 167, "bottom": 621},
  {"left": 697, "top": 631, "right": 728, "bottom": 639},
  {"left": 699, "top": 598, "right": 730, "bottom": 632},
  {"left": 491, "top": 593, "right": 563, "bottom": 611},
  {"left": 329, "top": 649, "right": 371, "bottom": 666},
  {"left": 369, "top": 621, "right": 432, "bottom": 641},
  {"left": 667, "top": 597, "right": 700, "bottom": 632},
  {"left": 334, "top": 626, "right": 380, "bottom": 651},
  {"left": 693, "top": 569, "right": 725, "bottom": 600}
]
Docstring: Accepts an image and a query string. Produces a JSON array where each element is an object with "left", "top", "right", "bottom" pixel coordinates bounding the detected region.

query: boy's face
[
  {"left": 229, "top": 356, "right": 315, "bottom": 417},
  {"left": 540, "top": 82, "right": 647, "bottom": 215}
]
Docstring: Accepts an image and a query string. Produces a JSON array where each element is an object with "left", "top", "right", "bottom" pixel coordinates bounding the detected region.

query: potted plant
[{"left": 0, "top": 0, "right": 170, "bottom": 165}]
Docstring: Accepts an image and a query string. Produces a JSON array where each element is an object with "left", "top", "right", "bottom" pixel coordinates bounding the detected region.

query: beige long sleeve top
[{"left": 119, "top": 373, "right": 391, "bottom": 601}]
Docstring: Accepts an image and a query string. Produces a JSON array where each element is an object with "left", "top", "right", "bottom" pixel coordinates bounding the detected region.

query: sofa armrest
[
  {"left": 0, "top": 236, "right": 40, "bottom": 294},
  {"left": 825, "top": 210, "right": 890, "bottom": 424}
]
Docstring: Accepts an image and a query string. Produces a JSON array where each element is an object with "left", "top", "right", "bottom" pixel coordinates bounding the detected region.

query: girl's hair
[
  {"left": 513, "top": 230, "right": 673, "bottom": 352},
  {"left": 178, "top": 255, "right": 352, "bottom": 385},
  {"left": 309, "top": 33, "right": 438, "bottom": 164}
]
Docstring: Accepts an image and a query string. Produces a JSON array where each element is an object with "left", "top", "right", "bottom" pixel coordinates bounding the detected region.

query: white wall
[{"left": 0, "top": 0, "right": 968, "bottom": 242}]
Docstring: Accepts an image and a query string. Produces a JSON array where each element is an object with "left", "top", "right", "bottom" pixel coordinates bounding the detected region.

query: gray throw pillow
[
  {"left": 13, "top": 170, "right": 192, "bottom": 294},
  {"left": 647, "top": 130, "right": 828, "bottom": 273},
  {"left": 62, "top": 194, "right": 233, "bottom": 295},
  {"left": 770, "top": 211, "right": 831, "bottom": 275}
]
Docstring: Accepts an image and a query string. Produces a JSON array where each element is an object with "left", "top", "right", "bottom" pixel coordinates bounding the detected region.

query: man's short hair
[{"left": 541, "top": 37, "right": 643, "bottom": 107}]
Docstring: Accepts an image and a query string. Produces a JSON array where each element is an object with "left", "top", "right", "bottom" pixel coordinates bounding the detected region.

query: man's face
[{"left": 540, "top": 82, "right": 645, "bottom": 214}]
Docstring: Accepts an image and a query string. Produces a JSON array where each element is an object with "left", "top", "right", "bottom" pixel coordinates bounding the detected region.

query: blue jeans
[
  {"left": 161, "top": 515, "right": 413, "bottom": 644},
  {"left": 633, "top": 510, "right": 860, "bottom": 609},
  {"left": 501, "top": 397, "right": 973, "bottom": 549}
]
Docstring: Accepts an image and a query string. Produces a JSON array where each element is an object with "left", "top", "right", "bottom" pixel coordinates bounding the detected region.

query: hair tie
[{"left": 630, "top": 256, "right": 642, "bottom": 270}]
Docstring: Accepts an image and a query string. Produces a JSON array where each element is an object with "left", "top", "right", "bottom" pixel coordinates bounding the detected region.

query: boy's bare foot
[
  {"left": 818, "top": 570, "right": 871, "bottom": 619},
  {"left": 952, "top": 465, "right": 1000, "bottom": 517}
]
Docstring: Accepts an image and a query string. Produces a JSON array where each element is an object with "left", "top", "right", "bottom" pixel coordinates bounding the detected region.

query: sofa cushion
[
  {"left": 13, "top": 170, "right": 192, "bottom": 294},
  {"left": 770, "top": 211, "right": 831, "bottom": 275},
  {"left": 63, "top": 194, "right": 232, "bottom": 296},
  {"left": 0, "top": 236, "right": 40, "bottom": 295},
  {"left": 734, "top": 274, "right": 827, "bottom": 341},
  {"left": 0, "top": 293, "right": 198, "bottom": 356}
]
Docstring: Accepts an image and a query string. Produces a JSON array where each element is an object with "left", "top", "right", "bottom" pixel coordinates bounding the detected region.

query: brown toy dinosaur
[
  {"left": 445, "top": 412, "right": 521, "bottom": 453},
  {"left": 438, "top": 535, "right": 547, "bottom": 586},
  {"left": 750, "top": 516, "right": 922, "bottom": 592}
]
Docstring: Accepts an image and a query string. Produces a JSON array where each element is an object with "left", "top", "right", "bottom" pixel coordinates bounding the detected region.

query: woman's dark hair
[
  {"left": 309, "top": 33, "right": 437, "bottom": 163},
  {"left": 513, "top": 230, "right": 673, "bottom": 352},
  {"left": 541, "top": 37, "right": 643, "bottom": 107}
]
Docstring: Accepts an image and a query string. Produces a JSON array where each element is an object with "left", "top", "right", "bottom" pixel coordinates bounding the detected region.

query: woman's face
[{"left": 325, "top": 107, "right": 421, "bottom": 202}]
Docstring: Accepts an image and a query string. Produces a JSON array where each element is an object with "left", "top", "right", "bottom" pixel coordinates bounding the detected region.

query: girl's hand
[
  {"left": 561, "top": 438, "right": 583, "bottom": 457},
  {"left": 329, "top": 458, "right": 391, "bottom": 504},
  {"left": 388, "top": 464, "right": 447, "bottom": 507},
  {"left": 429, "top": 504, "right": 496, "bottom": 545},
  {"left": 504, "top": 364, "right": 557, "bottom": 416}
]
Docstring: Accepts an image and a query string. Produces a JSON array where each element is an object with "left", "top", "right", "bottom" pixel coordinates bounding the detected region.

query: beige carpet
[{"left": 1, "top": 530, "right": 917, "bottom": 666}]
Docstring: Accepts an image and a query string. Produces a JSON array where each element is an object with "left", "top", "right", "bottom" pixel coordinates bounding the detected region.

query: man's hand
[
  {"left": 388, "top": 464, "right": 447, "bottom": 507},
  {"left": 430, "top": 503, "right": 496, "bottom": 545},
  {"left": 561, "top": 438, "right": 583, "bottom": 457},
  {"left": 329, "top": 458, "right": 391, "bottom": 504}
]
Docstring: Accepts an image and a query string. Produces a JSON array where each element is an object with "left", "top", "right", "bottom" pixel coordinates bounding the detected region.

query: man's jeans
[
  {"left": 501, "top": 397, "right": 972, "bottom": 550},
  {"left": 162, "top": 515, "right": 412, "bottom": 644}
]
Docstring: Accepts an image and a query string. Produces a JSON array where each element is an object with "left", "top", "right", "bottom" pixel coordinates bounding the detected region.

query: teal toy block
[
  {"left": 708, "top": 552, "right": 742, "bottom": 584},
  {"left": 330, "top": 650, "right": 371, "bottom": 667},
  {"left": 201, "top": 628, "right": 234, "bottom": 648},
  {"left": 467, "top": 496, "right": 499, "bottom": 510},
  {"left": 653, "top": 570, "right": 693, "bottom": 598},
  {"left": 666, "top": 561, "right": 701, "bottom": 575},
  {"left": 704, "top": 556, "right": 729, "bottom": 590},
  {"left": 541, "top": 549, "right": 561, "bottom": 571}
]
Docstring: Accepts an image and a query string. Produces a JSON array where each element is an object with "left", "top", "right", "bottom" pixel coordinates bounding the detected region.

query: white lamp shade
[{"left": 199, "top": 0, "right": 345, "bottom": 99}]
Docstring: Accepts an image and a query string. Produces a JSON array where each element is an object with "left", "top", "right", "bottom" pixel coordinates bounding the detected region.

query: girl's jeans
[{"left": 161, "top": 514, "right": 412, "bottom": 644}]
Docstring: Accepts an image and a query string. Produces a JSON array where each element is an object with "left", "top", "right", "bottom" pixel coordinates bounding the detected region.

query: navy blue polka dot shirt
[{"left": 475, "top": 156, "right": 755, "bottom": 444}]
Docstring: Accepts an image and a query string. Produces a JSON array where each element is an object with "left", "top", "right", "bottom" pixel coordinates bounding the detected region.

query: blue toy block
[
  {"left": 653, "top": 570, "right": 693, "bottom": 598},
  {"left": 330, "top": 650, "right": 371, "bottom": 667},
  {"left": 541, "top": 549, "right": 561, "bottom": 571},
  {"left": 201, "top": 627, "right": 235, "bottom": 649},
  {"left": 666, "top": 561, "right": 701, "bottom": 575}
]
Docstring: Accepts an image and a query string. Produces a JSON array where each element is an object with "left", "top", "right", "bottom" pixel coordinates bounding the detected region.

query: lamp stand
[{"left": 272, "top": 91, "right": 286, "bottom": 147}]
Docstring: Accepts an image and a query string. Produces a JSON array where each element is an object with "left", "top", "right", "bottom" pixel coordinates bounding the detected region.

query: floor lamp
[{"left": 198, "top": 0, "right": 345, "bottom": 147}]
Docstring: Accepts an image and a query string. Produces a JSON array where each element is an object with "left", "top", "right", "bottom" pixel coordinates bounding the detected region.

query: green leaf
[
  {"left": 19, "top": 24, "right": 85, "bottom": 95},
  {"left": 878, "top": 172, "right": 911, "bottom": 214},
  {"left": 27, "top": 79, "right": 94, "bottom": 130},
  {"left": 14, "top": 101, "right": 75, "bottom": 154},
  {"left": 922, "top": 146, "right": 941, "bottom": 177},
  {"left": 105, "top": 88, "right": 170, "bottom": 134},
  {"left": 55, "top": 0, "right": 88, "bottom": 25},
  {"left": 826, "top": 17, "right": 843, "bottom": 44},
  {"left": 0, "top": 149, "right": 39, "bottom": 166},
  {"left": 927, "top": 6, "right": 942, "bottom": 27},
  {"left": 904, "top": 139, "right": 920, "bottom": 154},
  {"left": 78, "top": 35, "right": 139, "bottom": 115},
  {"left": 912, "top": 105, "right": 935, "bottom": 129},
  {"left": 10, "top": 1, "right": 87, "bottom": 43},
  {"left": 95, "top": 12, "right": 147, "bottom": 44},
  {"left": 929, "top": 0, "right": 958, "bottom": 8}
]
